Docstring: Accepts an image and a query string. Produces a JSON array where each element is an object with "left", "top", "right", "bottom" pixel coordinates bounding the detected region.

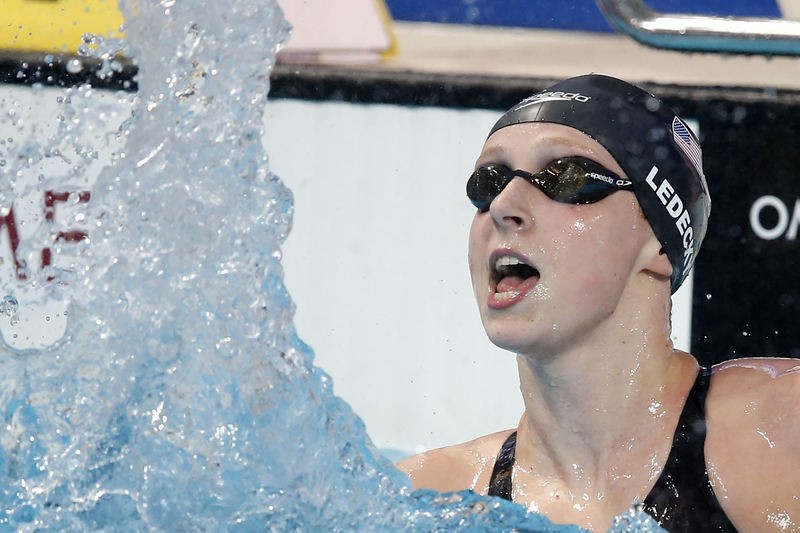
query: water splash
[{"left": 0, "top": 0, "right": 664, "bottom": 530}]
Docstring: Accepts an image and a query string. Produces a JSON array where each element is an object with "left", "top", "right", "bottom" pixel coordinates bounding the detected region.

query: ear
[{"left": 639, "top": 235, "right": 673, "bottom": 279}]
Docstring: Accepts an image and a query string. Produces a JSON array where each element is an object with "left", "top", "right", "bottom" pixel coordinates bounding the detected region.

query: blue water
[{"left": 0, "top": 0, "right": 664, "bottom": 530}]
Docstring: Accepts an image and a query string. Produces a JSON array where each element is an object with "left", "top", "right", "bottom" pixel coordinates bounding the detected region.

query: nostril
[{"left": 505, "top": 215, "right": 525, "bottom": 226}]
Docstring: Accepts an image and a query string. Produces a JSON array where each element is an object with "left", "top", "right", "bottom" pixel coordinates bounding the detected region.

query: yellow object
[
  {"left": 373, "top": 0, "right": 398, "bottom": 60},
  {"left": 0, "top": 0, "right": 125, "bottom": 54}
]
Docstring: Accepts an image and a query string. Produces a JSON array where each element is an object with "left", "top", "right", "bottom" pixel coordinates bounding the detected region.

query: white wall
[{"left": 263, "top": 99, "right": 522, "bottom": 458}]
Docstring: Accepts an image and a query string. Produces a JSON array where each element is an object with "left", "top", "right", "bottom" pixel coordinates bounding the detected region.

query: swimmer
[{"left": 397, "top": 74, "right": 800, "bottom": 532}]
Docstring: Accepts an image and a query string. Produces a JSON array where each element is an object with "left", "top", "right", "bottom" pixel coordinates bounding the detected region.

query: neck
[{"left": 511, "top": 283, "right": 699, "bottom": 514}]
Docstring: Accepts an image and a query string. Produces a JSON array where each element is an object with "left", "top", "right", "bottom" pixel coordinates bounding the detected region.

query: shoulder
[
  {"left": 707, "top": 357, "right": 800, "bottom": 454},
  {"left": 707, "top": 357, "right": 800, "bottom": 413},
  {"left": 396, "top": 429, "right": 515, "bottom": 494},
  {"left": 705, "top": 357, "right": 800, "bottom": 530}
]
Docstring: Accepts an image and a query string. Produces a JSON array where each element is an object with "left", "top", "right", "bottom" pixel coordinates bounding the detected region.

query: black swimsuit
[{"left": 487, "top": 367, "right": 737, "bottom": 532}]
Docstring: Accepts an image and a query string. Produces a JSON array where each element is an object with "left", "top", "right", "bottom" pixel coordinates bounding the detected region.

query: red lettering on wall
[
  {"left": 1, "top": 190, "right": 91, "bottom": 282},
  {"left": 41, "top": 191, "right": 91, "bottom": 280},
  {"left": 0, "top": 206, "right": 27, "bottom": 280}
]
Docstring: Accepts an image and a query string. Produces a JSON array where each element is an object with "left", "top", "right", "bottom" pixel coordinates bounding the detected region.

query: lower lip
[{"left": 488, "top": 277, "right": 540, "bottom": 309}]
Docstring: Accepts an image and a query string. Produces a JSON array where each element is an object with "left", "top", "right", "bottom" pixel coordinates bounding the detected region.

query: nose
[{"left": 488, "top": 177, "right": 539, "bottom": 231}]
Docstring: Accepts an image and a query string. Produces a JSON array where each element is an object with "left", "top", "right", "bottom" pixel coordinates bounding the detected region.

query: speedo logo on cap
[{"left": 515, "top": 91, "right": 592, "bottom": 110}]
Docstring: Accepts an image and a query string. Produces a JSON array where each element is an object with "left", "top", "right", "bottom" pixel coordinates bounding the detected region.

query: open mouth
[{"left": 490, "top": 253, "right": 540, "bottom": 306}]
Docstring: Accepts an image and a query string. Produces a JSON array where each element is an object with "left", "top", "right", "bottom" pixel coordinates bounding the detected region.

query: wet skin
[{"left": 398, "top": 123, "right": 800, "bottom": 532}]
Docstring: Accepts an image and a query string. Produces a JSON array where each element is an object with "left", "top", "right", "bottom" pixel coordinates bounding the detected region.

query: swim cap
[{"left": 489, "top": 74, "right": 710, "bottom": 293}]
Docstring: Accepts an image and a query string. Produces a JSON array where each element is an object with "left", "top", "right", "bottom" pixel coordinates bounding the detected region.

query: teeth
[
  {"left": 495, "top": 255, "right": 524, "bottom": 270},
  {"left": 494, "top": 290, "right": 520, "bottom": 301}
]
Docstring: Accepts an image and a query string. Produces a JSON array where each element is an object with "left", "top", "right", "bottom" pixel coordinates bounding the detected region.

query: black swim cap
[{"left": 489, "top": 74, "right": 710, "bottom": 293}]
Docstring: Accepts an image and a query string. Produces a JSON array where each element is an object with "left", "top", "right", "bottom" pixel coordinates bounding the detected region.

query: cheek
[
  {"left": 551, "top": 214, "right": 607, "bottom": 264},
  {"left": 548, "top": 262, "right": 611, "bottom": 306},
  {"left": 555, "top": 214, "right": 635, "bottom": 292}
]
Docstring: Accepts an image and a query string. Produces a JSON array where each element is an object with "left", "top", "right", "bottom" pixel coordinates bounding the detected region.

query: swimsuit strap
[
  {"left": 486, "top": 367, "right": 737, "bottom": 532},
  {"left": 487, "top": 431, "right": 516, "bottom": 500},
  {"left": 643, "top": 367, "right": 737, "bottom": 532}
]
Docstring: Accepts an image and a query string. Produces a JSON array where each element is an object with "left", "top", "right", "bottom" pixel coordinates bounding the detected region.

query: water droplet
[
  {"left": 66, "top": 58, "right": 84, "bottom": 74},
  {"left": 648, "top": 400, "right": 664, "bottom": 417},
  {"left": 705, "top": 293, "right": 712, "bottom": 300}
]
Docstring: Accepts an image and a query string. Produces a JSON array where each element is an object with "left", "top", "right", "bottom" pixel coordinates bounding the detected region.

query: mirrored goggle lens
[
  {"left": 543, "top": 161, "right": 587, "bottom": 198},
  {"left": 466, "top": 165, "right": 511, "bottom": 211},
  {"left": 467, "top": 158, "right": 627, "bottom": 210}
]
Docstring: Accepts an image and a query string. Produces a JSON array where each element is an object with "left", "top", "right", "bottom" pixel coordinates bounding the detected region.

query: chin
[
  {"left": 483, "top": 312, "right": 574, "bottom": 356},
  {"left": 484, "top": 326, "right": 543, "bottom": 355}
]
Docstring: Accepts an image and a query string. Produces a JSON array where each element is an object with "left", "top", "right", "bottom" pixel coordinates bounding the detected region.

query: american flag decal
[{"left": 672, "top": 117, "right": 704, "bottom": 177}]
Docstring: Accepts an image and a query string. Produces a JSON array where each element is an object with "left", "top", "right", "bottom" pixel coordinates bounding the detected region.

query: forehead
[{"left": 479, "top": 122, "right": 626, "bottom": 178}]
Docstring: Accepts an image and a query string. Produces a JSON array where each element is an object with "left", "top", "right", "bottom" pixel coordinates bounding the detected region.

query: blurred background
[{"left": 1, "top": 0, "right": 799, "bottom": 461}]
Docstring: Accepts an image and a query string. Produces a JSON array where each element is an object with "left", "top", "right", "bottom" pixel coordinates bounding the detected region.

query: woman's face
[{"left": 467, "top": 122, "right": 656, "bottom": 356}]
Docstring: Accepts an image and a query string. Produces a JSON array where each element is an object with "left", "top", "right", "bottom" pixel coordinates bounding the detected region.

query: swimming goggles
[{"left": 467, "top": 156, "right": 634, "bottom": 211}]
